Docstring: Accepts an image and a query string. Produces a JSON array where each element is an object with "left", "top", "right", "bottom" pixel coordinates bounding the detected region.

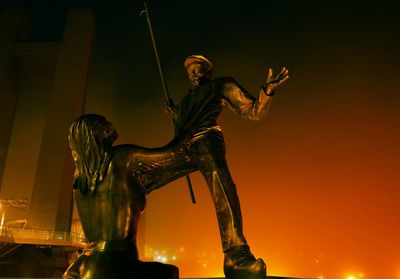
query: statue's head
[
  {"left": 68, "top": 114, "right": 118, "bottom": 195},
  {"left": 184, "top": 55, "right": 213, "bottom": 87}
]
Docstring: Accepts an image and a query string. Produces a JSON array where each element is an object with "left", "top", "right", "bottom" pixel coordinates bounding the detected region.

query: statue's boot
[{"left": 224, "top": 245, "right": 266, "bottom": 279}]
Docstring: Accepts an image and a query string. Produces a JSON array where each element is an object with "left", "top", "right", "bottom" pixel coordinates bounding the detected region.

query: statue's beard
[{"left": 192, "top": 76, "right": 208, "bottom": 87}]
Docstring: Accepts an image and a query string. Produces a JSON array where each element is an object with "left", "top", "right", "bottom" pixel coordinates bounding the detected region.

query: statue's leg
[
  {"left": 137, "top": 139, "right": 198, "bottom": 193},
  {"left": 192, "top": 132, "right": 266, "bottom": 279}
]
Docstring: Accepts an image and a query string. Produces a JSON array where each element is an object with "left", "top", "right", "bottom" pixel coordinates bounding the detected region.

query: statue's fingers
[
  {"left": 267, "top": 68, "right": 273, "bottom": 81},
  {"left": 279, "top": 67, "right": 289, "bottom": 78},
  {"left": 272, "top": 75, "right": 288, "bottom": 86},
  {"left": 278, "top": 68, "right": 290, "bottom": 80},
  {"left": 275, "top": 72, "right": 286, "bottom": 82},
  {"left": 279, "top": 74, "right": 289, "bottom": 84}
]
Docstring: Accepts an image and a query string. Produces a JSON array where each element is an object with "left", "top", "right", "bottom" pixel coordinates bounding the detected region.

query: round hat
[{"left": 184, "top": 55, "right": 213, "bottom": 71}]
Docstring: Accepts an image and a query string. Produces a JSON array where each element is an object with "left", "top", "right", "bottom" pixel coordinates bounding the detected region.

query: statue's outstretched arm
[{"left": 221, "top": 67, "right": 289, "bottom": 121}]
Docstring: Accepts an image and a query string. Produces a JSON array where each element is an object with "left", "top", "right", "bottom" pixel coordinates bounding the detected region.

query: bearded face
[{"left": 186, "top": 62, "right": 213, "bottom": 87}]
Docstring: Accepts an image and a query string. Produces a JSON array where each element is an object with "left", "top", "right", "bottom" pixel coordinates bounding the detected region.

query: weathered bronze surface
[
  {"left": 64, "top": 114, "right": 183, "bottom": 279},
  {"left": 64, "top": 55, "right": 288, "bottom": 279},
  {"left": 165, "top": 55, "right": 289, "bottom": 279}
]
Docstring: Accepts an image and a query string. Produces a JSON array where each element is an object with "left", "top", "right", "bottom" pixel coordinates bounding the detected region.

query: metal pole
[{"left": 141, "top": 2, "right": 196, "bottom": 204}]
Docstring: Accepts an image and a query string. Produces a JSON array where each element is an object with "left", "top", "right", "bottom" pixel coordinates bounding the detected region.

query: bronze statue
[
  {"left": 163, "top": 55, "right": 289, "bottom": 279},
  {"left": 63, "top": 114, "right": 186, "bottom": 279},
  {"left": 64, "top": 56, "right": 288, "bottom": 279}
]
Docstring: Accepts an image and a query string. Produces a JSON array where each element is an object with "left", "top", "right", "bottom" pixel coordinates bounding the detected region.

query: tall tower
[{"left": 0, "top": 9, "right": 94, "bottom": 232}]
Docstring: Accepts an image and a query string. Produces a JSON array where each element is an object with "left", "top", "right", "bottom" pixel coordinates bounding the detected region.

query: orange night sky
[
  {"left": 3, "top": 0, "right": 400, "bottom": 278},
  {"left": 123, "top": 49, "right": 400, "bottom": 278}
]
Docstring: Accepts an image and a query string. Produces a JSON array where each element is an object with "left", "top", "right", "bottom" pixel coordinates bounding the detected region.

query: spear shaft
[
  {"left": 141, "top": 2, "right": 170, "bottom": 104},
  {"left": 141, "top": 2, "right": 196, "bottom": 204}
]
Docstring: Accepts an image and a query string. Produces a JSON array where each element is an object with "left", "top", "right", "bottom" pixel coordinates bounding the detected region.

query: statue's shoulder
[
  {"left": 214, "top": 77, "right": 240, "bottom": 94},
  {"left": 214, "top": 76, "right": 238, "bottom": 87},
  {"left": 112, "top": 144, "right": 141, "bottom": 164}
]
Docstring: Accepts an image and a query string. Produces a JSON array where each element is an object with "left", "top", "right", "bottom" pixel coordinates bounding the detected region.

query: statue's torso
[
  {"left": 75, "top": 149, "right": 145, "bottom": 244},
  {"left": 175, "top": 79, "right": 224, "bottom": 136}
]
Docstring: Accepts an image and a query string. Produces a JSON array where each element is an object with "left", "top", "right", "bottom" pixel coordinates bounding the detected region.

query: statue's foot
[{"left": 224, "top": 245, "right": 266, "bottom": 279}]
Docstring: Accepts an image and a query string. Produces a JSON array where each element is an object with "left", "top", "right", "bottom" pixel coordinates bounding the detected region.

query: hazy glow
[
  {"left": 346, "top": 273, "right": 365, "bottom": 279},
  {"left": 0, "top": 205, "right": 4, "bottom": 227},
  {"left": 2, "top": 1, "right": 396, "bottom": 279}
]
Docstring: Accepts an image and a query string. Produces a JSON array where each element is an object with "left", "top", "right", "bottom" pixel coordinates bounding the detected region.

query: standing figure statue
[{"left": 163, "top": 55, "right": 289, "bottom": 279}]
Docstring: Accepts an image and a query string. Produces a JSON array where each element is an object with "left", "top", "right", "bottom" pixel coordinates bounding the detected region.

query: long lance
[{"left": 140, "top": 2, "right": 196, "bottom": 204}]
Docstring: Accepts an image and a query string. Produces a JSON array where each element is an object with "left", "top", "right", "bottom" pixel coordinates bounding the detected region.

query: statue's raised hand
[{"left": 262, "top": 67, "right": 289, "bottom": 95}]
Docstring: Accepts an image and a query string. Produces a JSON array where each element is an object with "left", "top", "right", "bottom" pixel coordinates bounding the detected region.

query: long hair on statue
[{"left": 68, "top": 114, "right": 115, "bottom": 195}]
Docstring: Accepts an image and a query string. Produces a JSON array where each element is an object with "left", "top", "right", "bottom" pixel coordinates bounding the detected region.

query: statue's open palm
[{"left": 264, "top": 67, "right": 289, "bottom": 94}]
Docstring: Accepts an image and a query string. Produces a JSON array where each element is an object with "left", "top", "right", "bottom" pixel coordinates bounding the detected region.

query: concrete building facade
[{"left": 0, "top": 9, "right": 94, "bottom": 233}]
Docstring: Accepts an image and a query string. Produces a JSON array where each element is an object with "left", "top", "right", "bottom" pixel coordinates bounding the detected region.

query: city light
[
  {"left": 346, "top": 273, "right": 364, "bottom": 279},
  {"left": 0, "top": 203, "right": 4, "bottom": 227},
  {"left": 147, "top": 247, "right": 180, "bottom": 264}
]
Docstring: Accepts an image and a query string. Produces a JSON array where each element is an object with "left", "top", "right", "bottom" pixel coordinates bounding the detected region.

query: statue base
[
  {"left": 63, "top": 257, "right": 179, "bottom": 279},
  {"left": 182, "top": 276, "right": 316, "bottom": 279},
  {"left": 130, "top": 261, "right": 179, "bottom": 279}
]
